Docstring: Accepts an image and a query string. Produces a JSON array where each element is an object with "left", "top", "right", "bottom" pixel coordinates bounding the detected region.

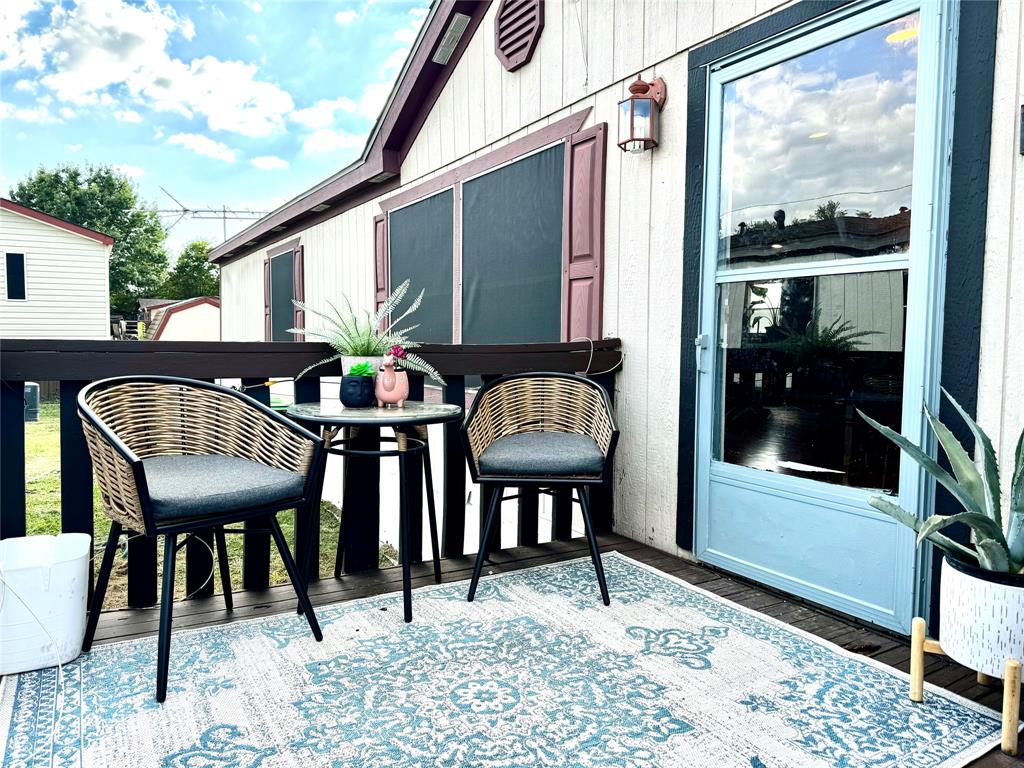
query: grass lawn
[{"left": 24, "top": 401, "right": 392, "bottom": 609}]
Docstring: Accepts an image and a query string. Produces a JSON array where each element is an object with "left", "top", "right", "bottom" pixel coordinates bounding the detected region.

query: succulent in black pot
[{"left": 339, "top": 362, "right": 376, "bottom": 408}]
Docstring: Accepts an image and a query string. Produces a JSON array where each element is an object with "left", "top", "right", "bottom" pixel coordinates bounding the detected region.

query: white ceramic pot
[
  {"left": 939, "top": 555, "right": 1024, "bottom": 678},
  {"left": 341, "top": 355, "right": 383, "bottom": 377}
]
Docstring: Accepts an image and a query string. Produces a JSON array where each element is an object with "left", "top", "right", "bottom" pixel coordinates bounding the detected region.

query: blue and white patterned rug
[{"left": 0, "top": 552, "right": 1009, "bottom": 767}]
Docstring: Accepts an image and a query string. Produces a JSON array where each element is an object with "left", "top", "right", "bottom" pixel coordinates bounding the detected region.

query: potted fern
[
  {"left": 290, "top": 279, "right": 444, "bottom": 387},
  {"left": 859, "top": 391, "right": 1023, "bottom": 679}
]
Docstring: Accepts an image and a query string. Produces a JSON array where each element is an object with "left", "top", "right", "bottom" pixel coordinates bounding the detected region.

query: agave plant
[
  {"left": 289, "top": 279, "right": 444, "bottom": 384},
  {"left": 859, "top": 389, "right": 1024, "bottom": 574}
]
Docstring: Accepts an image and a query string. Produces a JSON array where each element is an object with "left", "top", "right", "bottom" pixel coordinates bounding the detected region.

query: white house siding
[
  {"left": 977, "top": 0, "right": 1024, "bottom": 516},
  {"left": 0, "top": 207, "right": 110, "bottom": 340}
]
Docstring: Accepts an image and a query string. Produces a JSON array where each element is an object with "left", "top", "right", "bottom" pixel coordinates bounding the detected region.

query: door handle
[{"left": 694, "top": 334, "right": 709, "bottom": 373}]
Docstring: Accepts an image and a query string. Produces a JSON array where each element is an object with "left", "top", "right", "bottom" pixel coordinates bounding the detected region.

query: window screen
[
  {"left": 461, "top": 144, "right": 564, "bottom": 343},
  {"left": 388, "top": 190, "right": 454, "bottom": 343},
  {"left": 5, "top": 253, "right": 26, "bottom": 300},
  {"left": 270, "top": 250, "right": 294, "bottom": 341}
]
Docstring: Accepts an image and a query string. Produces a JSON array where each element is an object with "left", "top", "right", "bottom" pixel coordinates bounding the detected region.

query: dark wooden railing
[{"left": 0, "top": 338, "right": 621, "bottom": 608}]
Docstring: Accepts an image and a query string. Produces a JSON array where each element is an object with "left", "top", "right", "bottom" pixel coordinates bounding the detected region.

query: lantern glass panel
[
  {"left": 618, "top": 99, "right": 632, "bottom": 146},
  {"left": 633, "top": 97, "right": 652, "bottom": 141}
]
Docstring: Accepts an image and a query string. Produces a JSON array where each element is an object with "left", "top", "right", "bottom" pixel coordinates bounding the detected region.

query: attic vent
[
  {"left": 311, "top": 203, "right": 331, "bottom": 212},
  {"left": 495, "top": 0, "right": 543, "bottom": 72},
  {"left": 432, "top": 13, "right": 470, "bottom": 65}
]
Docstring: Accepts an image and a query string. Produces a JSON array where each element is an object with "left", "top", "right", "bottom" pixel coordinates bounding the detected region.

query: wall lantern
[{"left": 617, "top": 75, "right": 667, "bottom": 153}]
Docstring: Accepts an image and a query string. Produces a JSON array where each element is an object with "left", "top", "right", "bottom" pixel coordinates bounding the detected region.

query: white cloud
[
  {"left": 393, "top": 26, "right": 417, "bottom": 45},
  {"left": 167, "top": 132, "right": 237, "bottom": 162},
  {"left": 409, "top": 7, "right": 428, "bottom": 19},
  {"left": 0, "top": 0, "right": 45, "bottom": 71},
  {"left": 247, "top": 1, "right": 262, "bottom": 12},
  {"left": 250, "top": 155, "right": 288, "bottom": 170},
  {"left": 334, "top": 10, "right": 358, "bottom": 25},
  {"left": 113, "top": 163, "right": 145, "bottom": 178},
  {"left": 65, "top": 143, "right": 82, "bottom": 152},
  {"left": 59, "top": 106, "right": 75, "bottom": 119},
  {"left": 302, "top": 128, "right": 365, "bottom": 155},
  {"left": 245, "top": 34, "right": 258, "bottom": 44},
  {"left": 113, "top": 109, "right": 143, "bottom": 123},
  {"left": 153, "top": 127, "right": 165, "bottom": 140},
  {"left": 0, "top": 100, "right": 58, "bottom": 123},
  {"left": 291, "top": 96, "right": 357, "bottom": 129},
  {"left": 6, "top": 0, "right": 294, "bottom": 138},
  {"left": 14, "top": 79, "right": 35, "bottom": 92}
]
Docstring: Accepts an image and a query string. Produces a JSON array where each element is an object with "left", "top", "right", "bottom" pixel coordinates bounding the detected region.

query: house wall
[
  {"left": 222, "top": 0, "right": 1020, "bottom": 555},
  {"left": 977, "top": 0, "right": 1024, "bottom": 515},
  {"left": 0, "top": 207, "right": 111, "bottom": 340},
  {"left": 157, "top": 302, "right": 221, "bottom": 341}
]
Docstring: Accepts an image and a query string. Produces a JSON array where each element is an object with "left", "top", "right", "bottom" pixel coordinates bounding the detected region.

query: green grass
[{"left": 23, "top": 402, "right": 385, "bottom": 609}]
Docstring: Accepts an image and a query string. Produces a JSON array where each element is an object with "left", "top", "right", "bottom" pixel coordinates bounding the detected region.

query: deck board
[{"left": 95, "top": 535, "right": 1021, "bottom": 766}]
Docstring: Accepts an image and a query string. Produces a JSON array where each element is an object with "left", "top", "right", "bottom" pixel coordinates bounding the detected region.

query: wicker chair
[
  {"left": 462, "top": 372, "right": 619, "bottom": 605},
  {"left": 78, "top": 376, "right": 325, "bottom": 702}
]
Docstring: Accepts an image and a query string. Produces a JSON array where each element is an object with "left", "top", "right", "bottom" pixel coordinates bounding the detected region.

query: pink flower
[{"left": 390, "top": 345, "right": 408, "bottom": 359}]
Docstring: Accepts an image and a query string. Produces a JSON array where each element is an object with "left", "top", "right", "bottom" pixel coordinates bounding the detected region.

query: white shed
[
  {"left": 0, "top": 198, "right": 113, "bottom": 340},
  {"left": 145, "top": 296, "right": 221, "bottom": 341}
]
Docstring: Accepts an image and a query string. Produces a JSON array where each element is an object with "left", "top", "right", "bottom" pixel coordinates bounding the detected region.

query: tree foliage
[
  {"left": 162, "top": 240, "right": 219, "bottom": 299},
  {"left": 8, "top": 164, "right": 169, "bottom": 315}
]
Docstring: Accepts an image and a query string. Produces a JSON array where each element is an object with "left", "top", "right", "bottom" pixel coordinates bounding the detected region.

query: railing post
[
  {"left": 126, "top": 535, "right": 158, "bottom": 608},
  {"left": 0, "top": 380, "right": 26, "bottom": 539},
  {"left": 441, "top": 375, "right": 467, "bottom": 557},
  {"left": 241, "top": 378, "right": 272, "bottom": 591},
  {"left": 517, "top": 490, "right": 539, "bottom": 546},
  {"left": 340, "top": 427, "right": 381, "bottom": 571},
  {"left": 552, "top": 488, "right": 574, "bottom": 540},
  {"left": 588, "top": 372, "right": 616, "bottom": 533},
  {"left": 293, "top": 376, "right": 321, "bottom": 581},
  {"left": 60, "top": 381, "right": 95, "bottom": 593}
]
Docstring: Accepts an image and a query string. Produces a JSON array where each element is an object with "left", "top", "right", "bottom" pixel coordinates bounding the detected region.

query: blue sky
[{"left": 0, "top": 0, "right": 429, "bottom": 256}]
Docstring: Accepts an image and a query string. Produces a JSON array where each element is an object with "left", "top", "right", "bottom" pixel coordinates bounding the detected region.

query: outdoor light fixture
[{"left": 617, "top": 75, "right": 667, "bottom": 153}]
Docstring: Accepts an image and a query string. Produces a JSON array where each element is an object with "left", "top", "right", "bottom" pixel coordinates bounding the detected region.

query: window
[
  {"left": 5, "top": 253, "right": 26, "bottom": 300},
  {"left": 263, "top": 242, "right": 304, "bottom": 341}
]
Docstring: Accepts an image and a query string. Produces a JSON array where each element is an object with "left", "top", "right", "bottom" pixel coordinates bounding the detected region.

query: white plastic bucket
[{"left": 0, "top": 533, "right": 91, "bottom": 675}]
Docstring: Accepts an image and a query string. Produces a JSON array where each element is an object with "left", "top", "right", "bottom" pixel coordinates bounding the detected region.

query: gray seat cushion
[
  {"left": 143, "top": 454, "right": 305, "bottom": 523},
  {"left": 478, "top": 432, "right": 604, "bottom": 477}
]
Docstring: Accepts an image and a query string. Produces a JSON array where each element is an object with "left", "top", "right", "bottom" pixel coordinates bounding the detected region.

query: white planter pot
[
  {"left": 341, "top": 355, "right": 383, "bottom": 377},
  {"left": 939, "top": 556, "right": 1024, "bottom": 678}
]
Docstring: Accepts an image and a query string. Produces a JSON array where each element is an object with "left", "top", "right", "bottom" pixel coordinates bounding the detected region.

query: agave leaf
[
  {"left": 975, "top": 538, "right": 1010, "bottom": 572},
  {"left": 1008, "top": 427, "right": 1024, "bottom": 565},
  {"left": 868, "top": 497, "right": 978, "bottom": 565},
  {"left": 294, "top": 353, "right": 342, "bottom": 380},
  {"left": 858, "top": 409, "right": 986, "bottom": 518},
  {"left": 942, "top": 387, "right": 1001, "bottom": 529},
  {"left": 915, "top": 512, "right": 1008, "bottom": 552},
  {"left": 924, "top": 402, "right": 987, "bottom": 519}
]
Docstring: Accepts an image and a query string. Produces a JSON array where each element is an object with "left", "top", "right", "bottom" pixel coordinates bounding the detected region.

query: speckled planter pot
[
  {"left": 341, "top": 355, "right": 383, "bottom": 376},
  {"left": 939, "top": 555, "right": 1024, "bottom": 678}
]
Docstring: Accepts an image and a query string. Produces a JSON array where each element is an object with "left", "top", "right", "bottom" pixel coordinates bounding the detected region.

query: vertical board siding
[{"left": 977, "top": 0, "right": 1024, "bottom": 514}]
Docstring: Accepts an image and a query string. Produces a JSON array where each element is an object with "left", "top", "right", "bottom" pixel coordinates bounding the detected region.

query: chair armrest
[{"left": 78, "top": 409, "right": 150, "bottom": 534}]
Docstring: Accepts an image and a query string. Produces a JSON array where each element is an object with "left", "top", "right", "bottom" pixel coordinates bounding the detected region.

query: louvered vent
[{"left": 494, "top": 0, "right": 544, "bottom": 72}]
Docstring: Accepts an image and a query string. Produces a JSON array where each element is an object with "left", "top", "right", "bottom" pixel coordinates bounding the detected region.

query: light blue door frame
[{"left": 693, "top": 0, "right": 959, "bottom": 633}]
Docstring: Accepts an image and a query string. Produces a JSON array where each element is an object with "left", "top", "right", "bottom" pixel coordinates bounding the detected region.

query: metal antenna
[{"left": 156, "top": 187, "right": 268, "bottom": 240}]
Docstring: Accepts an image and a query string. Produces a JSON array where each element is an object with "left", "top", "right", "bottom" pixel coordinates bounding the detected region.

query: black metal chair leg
[
  {"left": 82, "top": 521, "right": 122, "bottom": 652},
  {"left": 577, "top": 486, "right": 610, "bottom": 606},
  {"left": 268, "top": 515, "right": 323, "bottom": 641},
  {"left": 468, "top": 485, "right": 503, "bottom": 602},
  {"left": 398, "top": 453, "right": 413, "bottom": 622},
  {"left": 214, "top": 526, "right": 233, "bottom": 611},
  {"left": 156, "top": 533, "right": 177, "bottom": 703},
  {"left": 423, "top": 442, "right": 442, "bottom": 584}
]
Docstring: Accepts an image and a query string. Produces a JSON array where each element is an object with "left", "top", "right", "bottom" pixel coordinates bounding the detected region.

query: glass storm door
[{"left": 694, "top": 1, "right": 955, "bottom": 632}]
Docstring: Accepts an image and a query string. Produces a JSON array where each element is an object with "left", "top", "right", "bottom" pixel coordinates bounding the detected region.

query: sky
[{"left": 0, "top": 0, "right": 430, "bottom": 258}]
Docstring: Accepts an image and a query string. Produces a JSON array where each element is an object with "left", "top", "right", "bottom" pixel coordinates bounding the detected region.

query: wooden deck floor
[{"left": 96, "top": 534, "right": 1022, "bottom": 766}]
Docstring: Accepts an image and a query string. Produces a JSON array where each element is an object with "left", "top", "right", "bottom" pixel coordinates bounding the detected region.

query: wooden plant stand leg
[
  {"left": 977, "top": 672, "right": 995, "bottom": 686},
  {"left": 1002, "top": 658, "right": 1021, "bottom": 756},
  {"left": 910, "top": 617, "right": 926, "bottom": 703}
]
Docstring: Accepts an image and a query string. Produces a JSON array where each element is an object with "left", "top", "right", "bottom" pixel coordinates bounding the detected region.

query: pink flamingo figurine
[{"left": 375, "top": 354, "right": 409, "bottom": 408}]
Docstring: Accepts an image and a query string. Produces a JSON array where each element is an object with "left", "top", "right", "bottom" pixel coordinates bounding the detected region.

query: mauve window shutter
[
  {"left": 263, "top": 258, "right": 271, "bottom": 341},
  {"left": 292, "top": 244, "right": 305, "bottom": 341},
  {"left": 562, "top": 123, "right": 607, "bottom": 341},
  {"left": 374, "top": 214, "right": 390, "bottom": 314}
]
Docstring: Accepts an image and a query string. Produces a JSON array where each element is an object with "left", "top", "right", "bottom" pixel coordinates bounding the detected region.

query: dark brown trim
[
  {"left": 210, "top": 1, "right": 491, "bottom": 265},
  {"left": 150, "top": 297, "right": 220, "bottom": 340},
  {"left": 267, "top": 238, "right": 300, "bottom": 259},
  {"left": 1, "top": 198, "right": 115, "bottom": 245},
  {"left": 380, "top": 108, "right": 592, "bottom": 213}
]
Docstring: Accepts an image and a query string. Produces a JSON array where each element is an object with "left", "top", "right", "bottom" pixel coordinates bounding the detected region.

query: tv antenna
[{"left": 157, "top": 187, "right": 269, "bottom": 241}]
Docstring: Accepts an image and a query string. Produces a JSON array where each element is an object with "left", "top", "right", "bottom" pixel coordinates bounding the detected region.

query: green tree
[
  {"left": 813, "top": 199, "right": 847, "bottom": 221},
  {"left": 9, "top": 164, "right": 169, "bottom": 315},
  {"left": 162, "top": 240, "right": 219, "bottom": 299}
]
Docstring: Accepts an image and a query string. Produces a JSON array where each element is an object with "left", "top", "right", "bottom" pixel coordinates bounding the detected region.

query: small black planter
[{"left": 340, "top": 376, "right": 375, "bottom": 408}]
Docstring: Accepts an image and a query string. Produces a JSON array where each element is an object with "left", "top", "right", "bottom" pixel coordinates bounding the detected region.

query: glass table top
[{"left": 287, "top": 400, "right": 463, "bottom": 427}]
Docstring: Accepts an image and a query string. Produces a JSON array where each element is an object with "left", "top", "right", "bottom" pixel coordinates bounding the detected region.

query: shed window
[
  {"left": 5, "top": 253, "right": 26, "bottom": 301},
  {"left": 269, "top": 250, "right": 294, "bottom": 341}
]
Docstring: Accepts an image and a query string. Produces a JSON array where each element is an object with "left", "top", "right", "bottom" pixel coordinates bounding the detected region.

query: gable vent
[
  {"left": 432, "top": 13, "right": 471, "bottom": 65},
  {"left": 494, "top": 0, "right": 543, "bottom": 72}
]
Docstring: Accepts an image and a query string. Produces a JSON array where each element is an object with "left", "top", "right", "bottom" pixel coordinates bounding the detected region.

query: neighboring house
[
  {"left": 144, "top": 296, "right": 221, "bottom": 341},
  {"left": 0, "top": 197, "right": 113, "bottom": 340},
  {"left": 211, "top": 0, "right": 1023, "bottom": 634}
]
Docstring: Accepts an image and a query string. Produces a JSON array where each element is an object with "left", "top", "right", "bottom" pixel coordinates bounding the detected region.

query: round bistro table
[{"left": 286, "top": 400, "right": 463, "bottom": 622}]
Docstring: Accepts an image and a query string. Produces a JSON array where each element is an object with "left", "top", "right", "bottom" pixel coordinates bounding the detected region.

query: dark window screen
[
  {"left": 388, "top": 189, "right": 454, "bottom": 343},
  {"left": 5, "top": 253, "right": 25, "bottom": 300},
  {"left": 461, "top": 144, "right": 564, "bottom": 343},
  {"left": 270, "top": 250, "right": 294, "bottom": 341}
]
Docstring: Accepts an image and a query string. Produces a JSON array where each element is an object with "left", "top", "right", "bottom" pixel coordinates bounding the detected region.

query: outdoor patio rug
[{"left": 0, "top": 552, "right": 1010, "bottom": 768}]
